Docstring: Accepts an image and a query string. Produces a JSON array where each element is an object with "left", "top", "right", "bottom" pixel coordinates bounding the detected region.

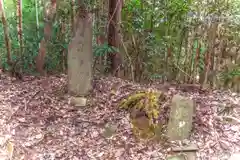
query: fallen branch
[{"left": 216, "top": 115, "right": 240, "bottom": 124}]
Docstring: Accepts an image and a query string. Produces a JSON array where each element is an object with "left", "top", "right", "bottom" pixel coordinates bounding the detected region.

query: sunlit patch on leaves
[{"left": 6, "top": 141, "right": 14, "bottom": 159}]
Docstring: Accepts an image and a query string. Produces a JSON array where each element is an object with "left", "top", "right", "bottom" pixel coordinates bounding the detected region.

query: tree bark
[
  {"left": 0, "top": 0, "right": 12, "bottom": 65},
  {"left": 70, "top": 0, "right": 75, "bottom": 35},
  {"left": 17, "top": 0, "right": 23, "bottom": 56},
  {"left": 108, "top": 0, "right": 123, "bottom": 77},
  {"left": 202, "top": 23, "right": 217, "bottom": 88},
  {"left": 35, "top": 0, "right": 56, "bottom": 75}
]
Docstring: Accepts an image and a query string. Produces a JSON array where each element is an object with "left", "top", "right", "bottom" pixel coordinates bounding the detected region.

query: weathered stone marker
[
  {"left": 167, "top": 94, "right": 197, "bottom": 160},
  {"left": 167, "top": 94, "right": 195, "bottom": 141},
  {"left": 67, "top": 6, "right": 93, "bottom": 107}
]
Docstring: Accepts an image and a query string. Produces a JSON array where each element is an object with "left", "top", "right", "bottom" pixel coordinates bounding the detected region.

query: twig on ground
[
  {"left": 216, "top": 115, "right": 240, "bottom": 124},
  {"left": 24, "top": 90, "right": 41, "bottom": 111}
]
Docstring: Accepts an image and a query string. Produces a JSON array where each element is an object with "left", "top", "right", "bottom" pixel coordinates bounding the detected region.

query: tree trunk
[
  {"left": 35, "top": 0, "right": 56, "bottom": 75},
  {"left": 93, "top": 0, "right": 108, "bottom": 74},
  {"left": 17, "top": 0, "right": 23, "bottom": 56},
  {"left": 35, "top": 0, "right": 39, "bottom": 38},
  {"left": 0, "top": 0, "right": 12, "bottom": 65},
  {"left": 185, "top": 28, "right": 196, "bottom": 83},
  {"left": 202, "top": 23, "right": 217, "bottom": 88},
  {"left": 68, "top": 6, "right": 93, "bottom": 96},
  {"left": 108, "top": 0, "right": 123, "bottom": 77},
  {"left": 193, "top": 41, "right": 200, "bottom": 84},
  {"left": 70, "top": 0, "right": 75, "bottom": 35}
]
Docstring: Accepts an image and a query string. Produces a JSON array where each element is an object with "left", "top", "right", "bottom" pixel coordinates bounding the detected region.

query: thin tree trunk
[
  {"left": 108, "top": 0, "right": 123, "bottom": 77},
  {"left": 202, "top": 23, "right": 217, "bottom": 88},
  {"left": 17, "top": 0, "right": 23, "bottom": 56},
  {"left": 35, "top": 0, "right": 56, "bottom": 75},
  {"left": 94, "top": 0, "right": 108, "bottom": 74},
  {"left": 150, "top": 0, "right": 155, "bottom": 32},
  {"left": 58, "top": 18, "right": 67, "bottom": 72},
  {"left": 210, "top": 23, "right": 218, "bottom": 88},
  {"left": 193, "top": 40, "right": 200, "bottom": 84},
  {"left": 185, "top": 28, "right": 196, "bottom": 83},
  {"left": 70, "top": 0, "right": 75, "bottom": 35},
  {"left": 179, "top": 29, "right": 189, "bottom": 83},
  {"left": 176, "top": 26, "right": 186, "bottom": 81},
  {"left": 35, "top": 0, "right": 39, "bottom": 38},
  {"left": 0, "top": 0, "right": 12, "bottom": 65}
]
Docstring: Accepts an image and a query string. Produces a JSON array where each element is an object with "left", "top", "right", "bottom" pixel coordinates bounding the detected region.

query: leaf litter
[{"left": 0, "top": 74, "right": 239, "bottom": 160}]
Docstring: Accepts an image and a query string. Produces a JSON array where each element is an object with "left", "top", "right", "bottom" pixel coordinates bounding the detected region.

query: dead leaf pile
[{"left": 0, "top": 74, "right": 239, "bottom": 160}]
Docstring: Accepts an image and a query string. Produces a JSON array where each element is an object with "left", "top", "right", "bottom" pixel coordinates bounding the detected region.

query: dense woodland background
[{"left": 0, "top": 0, "right": 239, "bottom": 92}]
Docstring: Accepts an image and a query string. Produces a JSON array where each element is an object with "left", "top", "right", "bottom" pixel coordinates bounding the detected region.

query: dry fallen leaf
[
  {"left": 0, "top": 74, "right": 239, "bottom": 159},
  {"left": 6, "top": 141, "right": 14, "bottom": 159}
]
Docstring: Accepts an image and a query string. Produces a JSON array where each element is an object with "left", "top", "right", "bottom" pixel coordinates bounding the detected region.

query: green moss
[{"left": 118, "top": 90, "right": 167, "bottom": 139}]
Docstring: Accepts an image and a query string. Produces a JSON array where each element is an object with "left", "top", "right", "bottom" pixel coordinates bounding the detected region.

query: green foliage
[
  {"left": 220, "top": 65, "right": 240, "bottom": 87},
  {"left": 0, "top": 0, "right": 239, "bottom": 92},
  {"left": 93, "top": 42, "right": 119, "bottom": 57},
  {"left": 121, "top": 0, "right": 193, "bottom": 80},
  {"left": 0, "top": 0, "right": 69, "bottom": 73},
  {"left": 1, "top": 0, "right": 42, "bottom": 72},
  {"left": 192, "top": 39, "right": 207, "bottom": 73}
]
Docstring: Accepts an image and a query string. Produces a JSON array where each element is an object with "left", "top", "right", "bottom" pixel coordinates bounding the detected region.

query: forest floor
[{"left": 0, "top": 73, "right": 239, "bottom": 160}]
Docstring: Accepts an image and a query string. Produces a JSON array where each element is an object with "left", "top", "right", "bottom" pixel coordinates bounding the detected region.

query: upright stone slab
[
  {"left": 68, "top": 9, "right": 93, "bottom": 97},
  {"left": 167, "top": 94, "right": 195, "bottom": 141}
]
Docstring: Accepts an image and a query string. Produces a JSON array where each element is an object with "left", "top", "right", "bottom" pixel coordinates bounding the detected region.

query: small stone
[
  {"left": 229, "top": 153, "right": 240, "bottom": 160},
  {"left": 70, "top": 97, "right": 87, "bottom": 107},
  {"left": 91, "top": 130, "right": 99, "bottom": 138},
  {"left": 0, "top": 137, "right": 6, "bottom": 146},
  {"left": 103, "top": 124, "right": 117, "bottom": 138},
  {"left": 172, "top": 144, "right": 198, "bottom": 152},
  {"left": 167, "top": 155, "right": 185, "bottom": 160},
  {"left": 0, "top": 154, "right": 8, "bottom": 160},
  {"left": 35, "top": 134, "right": 43, "bottom": 139},
  {"left": 230, "top": 126, "right": 239, "bottom": 132}
]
